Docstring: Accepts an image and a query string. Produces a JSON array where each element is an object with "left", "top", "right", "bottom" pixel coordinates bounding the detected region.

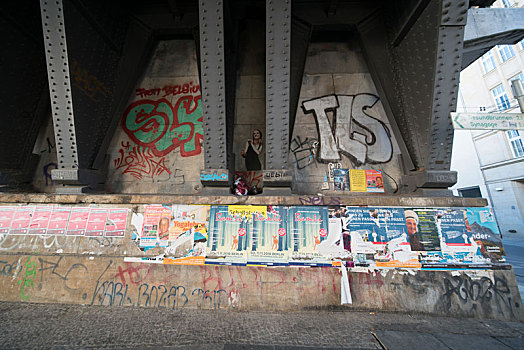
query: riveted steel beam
[
  {"left": 199, "top": 0, "right": 229, "bottom": 188},
  {"left": 40, "top": 0, "right": 79, "bottom": 180},
  {"left": 426, "top": 0, "right": 468, "bottom": 172},
  {"left": 265, "top": 0, "right": 290, "bottom": 171}
]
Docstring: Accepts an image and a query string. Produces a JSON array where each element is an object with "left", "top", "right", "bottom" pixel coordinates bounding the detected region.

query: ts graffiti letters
[{"left": 301, "top": 93, "right": 392, "bottom": 165}]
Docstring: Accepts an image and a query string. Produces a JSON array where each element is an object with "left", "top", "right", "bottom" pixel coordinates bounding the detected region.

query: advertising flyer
[
  {"left": 169, "top": 205, "right": 209, "bottom": 241},
  {"left": 288, "top": 206, "right": 330, "bottom": 266},
  {"left": 67, "top": 207, "right": 90, "bottom": 236},
  {"left": 105, "top": 208, "right": 129, "bottom": 237},
  {"left": 10, "top": 207, "right": 34, "bottom": 234},
  {"left": 140, "top": 205, "right": 172, "bottom": 248},
  {"left": 465, "top": 207, "right": 505, "bottom": 263},
  {"left": 206, "top": 205, "right": 250, "bottom": 265},
  {"left": 365, "top": 170, "right": 385, "bottom": 193},
  {"left": 248, "top": 206, "right": 289, "bottom": 265},
  {"left": 333, "top": 169, "right": 350, "bottom": 191},
  {"left": 0, "top": 206, "right": 15, "bottom": 234},
  {"left": 85, "top": 208, "right": 108, "bottom": 237},
  {"left": 28, "top": 206, "right": 53, "bottom": 235},
  {"left": 350, "top": 169, "right": 367, "bottom": 192},
  {"left": 47, "top": 207, "right": 71, "bottom": 235},
  {"left": 404, "top": 209, "right": 441, "bottom": 252}
]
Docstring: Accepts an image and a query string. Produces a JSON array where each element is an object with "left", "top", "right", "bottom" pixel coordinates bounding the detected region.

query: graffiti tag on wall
[
  {"left": 301, "top": 93, "right": 392, "bottom": 166},
  {"left": 114, "top": 82, "right": 203, "bottom": 179}
]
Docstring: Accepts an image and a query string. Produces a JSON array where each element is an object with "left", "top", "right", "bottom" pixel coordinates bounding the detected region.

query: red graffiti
[
  {"left": 234, "top": 171, "right": 263, "bottom": 189},
  {"left": 113, "top": 141, "right": 172, "bottom": 179},
  {"left": 136, "top": 82, "right": 200, "bottom": 98},
  {"left": 121, "top": 96, "right": 203, "bottom": 158}
]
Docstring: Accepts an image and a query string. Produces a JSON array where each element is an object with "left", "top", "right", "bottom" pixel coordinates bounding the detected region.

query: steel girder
[{"left": 198, "top": 0, "right": 229, "bottom": 188}]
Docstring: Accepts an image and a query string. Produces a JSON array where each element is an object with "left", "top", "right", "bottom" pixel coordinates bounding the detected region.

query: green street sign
[{"left": 451, "top": 112, "right": 524, "bottom": 130}]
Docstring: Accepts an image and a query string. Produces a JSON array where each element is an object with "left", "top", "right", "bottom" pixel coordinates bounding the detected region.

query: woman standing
[{"left": 241, "top": 129, "right": 263, "bottom": 171}]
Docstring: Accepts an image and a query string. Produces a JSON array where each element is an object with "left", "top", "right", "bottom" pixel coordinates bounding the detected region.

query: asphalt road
[{"left": 0, "top": 302, "right": 523, "bottom": 349}]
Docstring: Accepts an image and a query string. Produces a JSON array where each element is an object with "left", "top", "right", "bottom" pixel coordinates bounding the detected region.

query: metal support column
[
  {"left": 420, "top": 0, "right": 468, "bottom": 193},
  {"left": 264, "top": 0, "right": 292, "bottom": 192},
  {"left": 40, "top": 0, "right": 81, "bottom": 192},
  {"left": 198, "top": 0, "right": 229, "bottom": 191}
]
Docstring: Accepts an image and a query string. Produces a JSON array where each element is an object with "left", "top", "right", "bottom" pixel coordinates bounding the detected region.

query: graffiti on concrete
[
  {"left": 136, "top": 81, "right": 200, "bottom": 98},
  {"left": 290, "top": 136, "right": 319, "bottom": 169},
  {"left": 121, "top": 96, "right": 203, "bottom": 157},
  {"left": 301, "top": 93, "right": 392, "bottom": 165},
  {"left": 70, "top": 58, "right": 110, "bottom": 103},
  {"left": 18, "top": 254, "right": 37, "bottom": 301},
  {"left": 114, "top": 141, "right": 171, "bottom": 180},
  {"left": 441, "top": 274, "right": 518, "bottom": 318},
  {"left": 298, "top": 196, "right": 341, "bottom": 206},
  {"left": 0, "top": 235, "right": 121, "bottom": 255},
  {"left": 200, "top": 173, "right": 228, "bottom": 181},
  {"left": 43, "top": 162, "right": 57, "bottom": 186}
]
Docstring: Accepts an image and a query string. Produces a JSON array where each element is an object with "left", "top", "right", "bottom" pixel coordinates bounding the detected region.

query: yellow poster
[
  {"left": 228, "top": 205, "right": 267, "bottom": 218},
  {"left": 350, "top": 169, "right": 367, "bottom": 192}
]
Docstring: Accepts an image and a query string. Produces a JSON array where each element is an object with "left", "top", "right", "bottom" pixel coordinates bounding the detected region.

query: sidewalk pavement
[{"left": 0, "top": 301, "right": 523, "bottom": 349}]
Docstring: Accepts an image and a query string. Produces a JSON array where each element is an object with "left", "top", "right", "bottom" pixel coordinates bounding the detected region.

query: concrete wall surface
[{"left": 2, "top": 253, "right": 522, "bottom": 321}]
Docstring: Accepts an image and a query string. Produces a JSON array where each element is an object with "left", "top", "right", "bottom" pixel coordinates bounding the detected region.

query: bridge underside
[{"left": 3, "top": 0, "right": 523, "bottom": 196}]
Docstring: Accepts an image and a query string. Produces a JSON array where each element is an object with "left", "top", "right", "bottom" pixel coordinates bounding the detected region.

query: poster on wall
[
  {"left": 85, "top": 208, "right": 108, "bottom": 237},
  {"left": 350, "top": 170, "right": 367, "bottom": 192},
  {"left": 248, "top": 206, "right": 289, "bottom": 265},
  {"left": 67, "top": 207, "right": 89, "bottom": 236},
  {"left": 288, "top": 206, "right": 331, "bottom": 266},
  {"left": 404, "top": 209, "right": 441, "bottom": 252},
  {"left": 10, "top": 207, "right": 34, "bottom": 234},
  {"left": 47, "top": 207, "right": 71, "bottom": 235},
  {"left": 140, "top": 205, "right": 172, "bottom": 248},
  {"left": 206, "top": 205, "right": 254, "bottom": 265},
  {"left": 333, "top": 169, "right": 350, "bottom": 191},
  {"left": 164, "top": 205, "right": 210, "bottom": 260},
  {"left": 105, "top": 208, "right": 129, "bottom": 237},
  {"left": 465, "top": 207, "right": 505, "bottom": 263},
  {"left": 365, "top": 170, "right": 385, "bottom": 193},
  {"left": 28, "top": 206, "right": 53, "bottom": 235},
  {"left": 0, "top": 206, "right": 15, "bottom": 234}
]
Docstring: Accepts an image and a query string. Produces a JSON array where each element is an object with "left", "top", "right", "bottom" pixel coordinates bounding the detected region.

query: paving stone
[
  {"left": 433, "top": 333, "right": 513, "bottom": 350},
  {"left": 373, "top": 330, "right": 448, "bottom": 350}
]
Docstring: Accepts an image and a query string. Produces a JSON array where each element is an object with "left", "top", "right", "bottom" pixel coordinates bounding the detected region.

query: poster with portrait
[
  {"left": 248, "top": 206, "right": 289, "bottom": 265},
  {"left": 140, "top": 205, "right": 172, "bottom": 248},
  {"left": 404, "top": 209, "right": 441, "bottom": 252},
  {"left": 465, "top": 207, "right": 505, "bottom": 263},
  {"left": 287, "top": 206, "right": 331, "bottom": 266},
  {"left": 206, "top": 205, "right": 251, "bottom": 265},
  {"left": 365, "top": 170, "right": 385, "bottom": 193}
]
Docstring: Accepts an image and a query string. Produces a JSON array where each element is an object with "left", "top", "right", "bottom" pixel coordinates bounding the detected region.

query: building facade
[{"left": 451, "top": 0, "right": 524, "bottom": 237}]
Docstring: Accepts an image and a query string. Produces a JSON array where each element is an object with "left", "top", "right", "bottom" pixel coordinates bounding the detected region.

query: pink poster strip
[
  {"left": 0, "top": 206, "right": 15, "bottom": 234},
  {"left": 28, "top": 206, "right": 53, "bottom": 234},
  {"left": 66, "top": 208, "right": 90, "bottom": 236},
  {"left": 105, "top": 209, "right": 129, "bottom": 237},
  {"left": 10, "top": 207, "right": 34, "bottom": 234},
  {"left": 48, "top": 207, "right": 71, "bottom": 235},
  {"left": 85, "top": 208, "right": 108, "bottom": 237}
]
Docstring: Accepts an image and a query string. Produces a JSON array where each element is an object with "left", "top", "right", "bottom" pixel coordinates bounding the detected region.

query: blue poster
[
  {"left": 465, "top": 207, "right": 505, "bottom": 263},
  {"left": 248, "top": 206, "right": 289, "bottom": 265}
]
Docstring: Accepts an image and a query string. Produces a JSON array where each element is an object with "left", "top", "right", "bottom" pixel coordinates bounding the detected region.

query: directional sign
[{"left": 451, "top": 112, "right": 524, "bottom": 130}]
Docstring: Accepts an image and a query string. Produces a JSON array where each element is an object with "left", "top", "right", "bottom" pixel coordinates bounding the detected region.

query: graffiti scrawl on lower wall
[{"left": 301, "top": 93, "right": 393, "bottom": 165}]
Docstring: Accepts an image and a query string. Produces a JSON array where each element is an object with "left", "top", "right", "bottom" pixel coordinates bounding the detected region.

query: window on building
[
  {"left": 501, "top": 0, "right": 513, "bottom": 7},
  {"left": 481, "top": 51, "right": 496, "bottom": 73},
  {"left": 491, "top": 84, "right": 511, "bottom": 110},
  {"left": 507, "top": 130, "right": 524, "bottom": 157},
  {"left": 510, "top": 72, "right": 524, "bottom": 97},
  {"left": 498, "top": 45, "right": 515, "bottom": 62},
  {"left": 458, "top": 187, "right": 482, "bottom": 198}
]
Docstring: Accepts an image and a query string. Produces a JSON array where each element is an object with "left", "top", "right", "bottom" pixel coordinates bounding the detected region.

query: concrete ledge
[
  {"left": 0, "top": 193, "right": 487, "bottom": 207},
  {"left": 3, "top": 253, "right": 522, "bottom": 321}
]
